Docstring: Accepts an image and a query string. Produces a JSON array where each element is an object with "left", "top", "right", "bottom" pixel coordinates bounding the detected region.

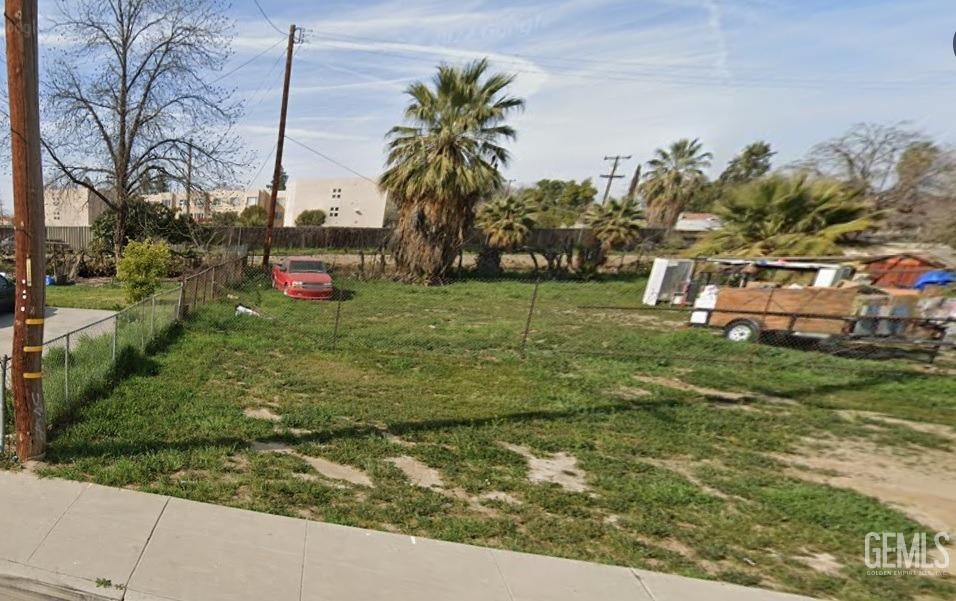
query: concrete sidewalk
[{"left": 0, "top": 471, "right": 816, "bottom": 601}]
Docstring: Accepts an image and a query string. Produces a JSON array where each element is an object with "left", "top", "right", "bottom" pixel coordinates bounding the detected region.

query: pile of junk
[{"left": 642, "top": 256, "right": 956, "bottom": 354}]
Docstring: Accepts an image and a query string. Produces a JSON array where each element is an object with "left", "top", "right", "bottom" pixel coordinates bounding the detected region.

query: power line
[
  {"left": 211, "top": 37, "right": 285, "bottom": 84},
  {"left": 285, "top": 134, "right": 377, "bottom": 184},
  {"left": 306, "top": 31, "right": 954, "bottom": 91},
  {"left": 251, "top": 0, "right": 286, "bottom": 37}
]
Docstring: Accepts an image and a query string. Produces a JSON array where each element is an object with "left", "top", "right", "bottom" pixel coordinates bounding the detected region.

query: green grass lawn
[
  {"left": 33, "top": 273, "right": 956, "bottom": 601},
  {"left": 45, "top": 281, "right": 178, "bottom": 311}
]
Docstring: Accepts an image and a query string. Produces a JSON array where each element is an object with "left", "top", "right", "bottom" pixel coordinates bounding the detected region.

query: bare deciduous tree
[
  {"left": 793, "top": 122, "right": 926, "bottom": 207},
  {"left": 42, "top": 0, "right": 246, "bottom": 252}
]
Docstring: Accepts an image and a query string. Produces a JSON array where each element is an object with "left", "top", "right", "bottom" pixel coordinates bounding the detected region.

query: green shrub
[
  {"left": 295, "top": 209, "right": 326, "bottom": 226},
  {"left": 116, "top": 239, "right": 171, "bottom": 303},
  {"left": 239, "top": 205, "right": 268, "bottom": 226}
]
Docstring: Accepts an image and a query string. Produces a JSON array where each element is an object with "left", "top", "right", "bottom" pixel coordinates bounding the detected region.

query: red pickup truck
[{"left": 271, "top": 256, "right": 334, "bottom": 300}]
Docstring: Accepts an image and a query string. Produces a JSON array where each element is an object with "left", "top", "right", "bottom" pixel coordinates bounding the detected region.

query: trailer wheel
[{"left": 724, "top": 319, "right": 760, "bottom": 343}]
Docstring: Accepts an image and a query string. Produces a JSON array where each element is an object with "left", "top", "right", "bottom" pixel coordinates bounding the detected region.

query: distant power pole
[
  {"left": 262, "top": 23, "right": 299, "bottom": 268},
  {"left": 600, "top": 155, "right": 631, "bottom": 204},
  {"left": 5, "top": 0, "right": 47, "bottom": 460}
]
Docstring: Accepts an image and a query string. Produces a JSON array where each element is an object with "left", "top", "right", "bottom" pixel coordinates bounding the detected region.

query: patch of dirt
[
  {"left": 500, "top": 443, "right": 589, "bottom": 493},
  {"left": 633, "top": 375, "right": 796, "bottom": 406},
  {"left": 250, "top": 441, "right": 373, "bottom": 487},
  {"left": 244, "top": 407, "right": 282, "bottom": 423},
  {"left": 838, "top": 410, "right": 956, "bottom": 442},
  {"left": 298, "top": 455, "right": 373, "bottom": 487},
  {"left": 384, "top": 433, "right": 418, "bottom": 447},
  {"left": 479, "top": 491, "right": 521, "bottom": 505},
  {"left": 777, "top": 437, "right": 956, "bottom": 570},
  {"left": 613, "top": 386, "right": 651, "bottom": 400},
  {"left": 794, "top": 551, "right": 842, "bottom": 576},
  {"left": 386, "top": 455, "right": 444, "bottom": 489}
]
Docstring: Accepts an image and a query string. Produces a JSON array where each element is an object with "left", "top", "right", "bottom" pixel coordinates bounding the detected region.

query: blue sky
[{"left": 9, "top": 0, "right": 956, "bottom": 202}]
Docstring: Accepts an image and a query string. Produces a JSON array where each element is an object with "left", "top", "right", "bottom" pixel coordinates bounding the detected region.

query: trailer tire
[{"left": 724, "top": 319, "right": 761, "bottom": 343}]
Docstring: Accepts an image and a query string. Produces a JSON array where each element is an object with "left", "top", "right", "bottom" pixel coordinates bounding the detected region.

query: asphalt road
[{"left": 0, "top": 307, "right": 117, "bottom": 356}]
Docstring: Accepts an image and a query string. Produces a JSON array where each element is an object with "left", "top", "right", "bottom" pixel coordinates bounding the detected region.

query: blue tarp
[{"left": 913, "top": 270, "right": 955, "bottom": 290}]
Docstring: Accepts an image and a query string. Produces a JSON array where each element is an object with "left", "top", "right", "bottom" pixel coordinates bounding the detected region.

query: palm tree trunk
[{"left": 391, "top": 200, "right": 470, "bottom": 283}]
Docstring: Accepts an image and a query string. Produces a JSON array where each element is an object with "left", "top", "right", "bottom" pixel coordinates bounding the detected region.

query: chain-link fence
[
  {"left": 0, "top": 253, "right": 248, "bottom": 453},
  {"left": 202, "top": 260, "right": 956, "bottom": 370}
]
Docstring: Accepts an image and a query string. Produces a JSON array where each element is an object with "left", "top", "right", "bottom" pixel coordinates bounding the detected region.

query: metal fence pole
[
  {"left": 521, "top": 279, "right": 541, "bottom": 357},
  {"left": 332, "top": 294, "right": 343, "bottom": 350},
  {"left": 150, "top": 295, "right": 156, "bottom": 338},
  {"left": 1, "top": 355, "right": 7, "bottom": 455},
  {"left": 112, "top": 314, "right": 118, "bottom": 363},
  {"left": 211, "top": 265, "right": 217, "bottom": 300},
  {"left": 176, "top": 281, "right": 184, "bottom": 319},
  {"left": 64, "top": 333, "right": 71, "bottom": 405}
]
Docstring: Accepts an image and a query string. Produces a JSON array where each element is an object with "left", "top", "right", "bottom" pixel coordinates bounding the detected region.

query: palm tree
[
  {"left": 380, "top": 59, "right": 525, "bottom": 283},
  {"left": 585, "top": 198, "right": 643, "bottom": 270},
  {"left": 641, "top": 138, "right": 712, "bottom": 229},
  {"left": 474, "top": 195, "right": 536, "bottom": 275},
  {"left": 690, "top": 175, "right": 879, "bottom": 256}
]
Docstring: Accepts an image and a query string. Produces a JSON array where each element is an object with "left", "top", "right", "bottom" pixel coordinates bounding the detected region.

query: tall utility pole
[
  {"left": 262, "top": 23, "right": 298, "bottom": 268},
  {"left": 600, "top": 155, "right": 631, "bottom": 204},
  {"left": 185, "top": 141, "right": 192, "bottom": 218},
  {"left": 5, "top": 0, "right": 47, "bottom": 459}
]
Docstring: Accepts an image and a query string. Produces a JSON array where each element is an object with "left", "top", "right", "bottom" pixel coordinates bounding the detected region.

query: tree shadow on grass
[{"left": 46, "top": 394, "right": 687, "bottom": 463}]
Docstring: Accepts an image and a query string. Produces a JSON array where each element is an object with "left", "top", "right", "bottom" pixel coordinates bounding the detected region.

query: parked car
[
  {"left": 271, "top": 256, "right": 334, "bottom": 300},
  {"left": 0, "top": 273, "right": 14, "bottom": 313}
]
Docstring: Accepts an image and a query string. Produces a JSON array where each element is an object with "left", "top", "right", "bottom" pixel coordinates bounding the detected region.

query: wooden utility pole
[
  {"left": 185, "top": 140, "right": 192, "bottom": 218},
  {"left": 262, "top": 23, "right": 297, "bottom": 267},
  {"left": 5, "top": 0, "right": 47, "bottom": 459},
  {"left": 600, "top": 155, "right": 631, "bottom": 204}
]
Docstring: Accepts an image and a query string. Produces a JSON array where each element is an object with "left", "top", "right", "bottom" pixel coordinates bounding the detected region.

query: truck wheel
[{"left": 724, "top": 319, "right": 760, "bottom": 343}]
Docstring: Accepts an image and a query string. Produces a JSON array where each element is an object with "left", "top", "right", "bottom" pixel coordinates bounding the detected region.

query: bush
[
  {"left": 295, "top": 209, "right": 326, "bottom": 226},
  {"left": 116, "top": 239, "right": 171, "bottom": 303},
  {"left": 239, "top": 205, "right": 267, "bottom": 226}
]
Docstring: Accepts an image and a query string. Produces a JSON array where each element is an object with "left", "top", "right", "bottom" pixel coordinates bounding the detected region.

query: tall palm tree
[
  {"left": 690, "top": 175, "right": 879, "bottom": 256},
  {"left": 585, "top": 198, "right": 643, "bottom": 269},
  {"left": 641, "top": 138, "right": 712, "bottom": 229},
  {"left": 380, "top": 59, "right": 524, "bottom": 283},
  {"left": 474, "top": 195, "right": 536, "bottom": 275}
]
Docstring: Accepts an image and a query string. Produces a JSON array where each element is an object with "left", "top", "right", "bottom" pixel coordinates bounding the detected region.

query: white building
[
  {"left": 283, "top": 178, "right": 386, "bottom": 228},
  {"left": 45, "top": 187, "right": 110, "bottom": 227}
]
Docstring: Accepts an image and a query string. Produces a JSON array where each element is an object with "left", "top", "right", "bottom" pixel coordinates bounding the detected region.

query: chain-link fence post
[
  {"left": 176, "top": 280, "right": 184, "bottom": 319},
  {"left": 64, "top": 332, "right": 71, "bottom": 406},
  {"left": 1, "top": 355, "right": 7, "bottom": 455},
  {"left": 332, "top": 294, "right": 344, "bottom": 351},
  {"left": 211, "top": 265, "right": 217, "bottom": 300},
  {"left": 521, "top": 279, "right": 540, "bottom": 357},
  {"left": 150, "top": 295, "right": 156, "bottom": 339},
  {"left": 112, "top": 313, "right": 118, "bottom": 363}
]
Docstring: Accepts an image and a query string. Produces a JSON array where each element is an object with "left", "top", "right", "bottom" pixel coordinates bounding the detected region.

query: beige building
[
  {"left": 45, "top": 187, "right": 110, "bottom": 226},
  {"left": 283, "top": 178, "right": 386, "bottom": 228},
  {"left": 143, "top": 189, "right": 284, "bottom": 223}
]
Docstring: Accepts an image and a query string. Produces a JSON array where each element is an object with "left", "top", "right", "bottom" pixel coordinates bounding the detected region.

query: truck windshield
[{"left": 288, "top": 260, "right": 326, "bottom": 273}]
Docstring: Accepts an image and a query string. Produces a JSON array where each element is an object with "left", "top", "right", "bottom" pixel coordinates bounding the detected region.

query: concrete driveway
[{"left": 0, "top": 307, "right": 117, "bottom": 356}]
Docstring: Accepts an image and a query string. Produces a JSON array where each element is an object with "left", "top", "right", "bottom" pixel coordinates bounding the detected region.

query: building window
[
  {"left": 331, "top": 187, "right": 342, "bottom": 200},
  {"left": 246, "top": 196, "right": 257, "bottom": 207},
  {"left": 329, "top": 206, "right": 339, "bottom": 217}
]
